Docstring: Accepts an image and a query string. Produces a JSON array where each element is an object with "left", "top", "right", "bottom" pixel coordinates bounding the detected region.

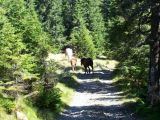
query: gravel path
[{"left": 56, "top": 65, "right": 140, "bottom": 120}]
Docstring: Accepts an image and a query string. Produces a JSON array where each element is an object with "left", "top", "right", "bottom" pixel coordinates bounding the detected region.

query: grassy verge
[
  {"left": 16, "top": 98, "right": 41, "bottom": 120},
  {"left": 0, "top": 55, "right": 78, "bottom": 120},
  {"left": 0, "top": 96, "right": 41, "bottom": 120},
  {"left": 56, "top": 72, "right": 79, "bottom": 110},
  {"left": 36, "top": 73, "right": 79, "bottom": 120},
  {"left": 0, "top": 73, "right": 78, "bottom": 120},
  {"left": 56, "top": 83, "right": 74, "bottom": 106},
  {"left": 0, "top": 108, "right": 16, "bottom": 120}
]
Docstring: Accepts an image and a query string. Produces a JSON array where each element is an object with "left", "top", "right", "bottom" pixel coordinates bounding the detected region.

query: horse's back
[{"left": 81, "top": 57, "right": 93, "bottom": 66}]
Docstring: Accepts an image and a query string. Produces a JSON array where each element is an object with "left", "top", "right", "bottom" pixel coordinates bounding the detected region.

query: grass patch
[
  {"left": 0, "top": 108, "right": 16, "bottom": 120},
  {"left": 16, "top": 98, "right": 41, "bottom": 120},
  {"left": 94, "top": 59, "right": 118, "bottom": 70},
  {"left": 56, "top": 72, "right": 80, "bottom": 109},
  {"left": 0, "top": 93, "right": 15, "bottom": 114},
  {"left": 56, "top": 83, "right": 74, "bottom": 107},
  {"left": 0, "top": 96, "right": 42, "bottom": 120}
]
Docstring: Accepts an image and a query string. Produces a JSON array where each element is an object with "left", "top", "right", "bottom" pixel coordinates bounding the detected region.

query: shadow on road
[
  {"left": 57, "top": 104, "right": 137, "bottom": 120},
  {"left": 57, "top": 67, "right": 141, "bottom": 120},
  {"left": 77, "top": 69, "right": 112, "bottom": 80}
]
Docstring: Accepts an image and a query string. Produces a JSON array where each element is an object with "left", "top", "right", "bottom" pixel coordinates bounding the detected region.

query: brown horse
[
  {"left": 81, "top": 58, "right": 93, "bottom": 74},
  {"left": 70, "top": 57, "right": 77, "bottom": 71}
]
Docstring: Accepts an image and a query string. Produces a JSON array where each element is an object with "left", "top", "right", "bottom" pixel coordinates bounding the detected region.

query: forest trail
[{"left": 51, "top": 54, "right": 140, "bottom": 120}]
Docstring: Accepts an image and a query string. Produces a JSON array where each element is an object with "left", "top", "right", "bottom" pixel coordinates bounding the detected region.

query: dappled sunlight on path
[{"left": 57, "top": 64, "right": 140, "bottom": 120}]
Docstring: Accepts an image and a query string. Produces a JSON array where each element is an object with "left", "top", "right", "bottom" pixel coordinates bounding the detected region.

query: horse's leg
[
  {"left": 91, "top": 65, "right": 93, "bottom": 73},
  {"left": 85, "top": 67, "right": 87, "bottom": 74},
  {"left": 88, "top": 67, "right": 90, "bottom": 74},
  {"left": 73, "top": 64, "right": 76, "bottom": 71},
  {"left": 73, "top": 66, "right": 74, "bottom": 71},
  {"left": 70, "top": 61, "right": 73, "bottom": 71},
  {"left": 72, "top": 66, "right": 74, "bottom": 71},
  {"left": 74, "top": 64, "right": 76, "bottom": 71}
]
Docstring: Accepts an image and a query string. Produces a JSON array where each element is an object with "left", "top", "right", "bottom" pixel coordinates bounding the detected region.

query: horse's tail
[
  {"left": 88, "top": 58, "right": 93, "bottom": 71},
  {"left": 68, "top": 56, "right": 72, "bottom": 61}
]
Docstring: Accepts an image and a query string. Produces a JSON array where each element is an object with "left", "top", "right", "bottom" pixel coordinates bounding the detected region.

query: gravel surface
[{"left": 56, "top": 65, "right": 141, "bottom": 120}]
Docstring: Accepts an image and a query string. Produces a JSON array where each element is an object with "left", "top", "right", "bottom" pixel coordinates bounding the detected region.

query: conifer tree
[
  {"left": 0, "top": 5, "right": 24, "bottom": 79},
  {"left": 3, "top": 0, "right": 50, "bottom": 76},
  {"left": 35, "top": 0, "right": 65, "bottom": 50},
  {"left": 85, "top": 0, "right": 106, "bottom": 54},
  {"left": 70, "top": 18, "right": 95, "bottom": 58},
  {"left": 71, "top": 0, "right": 106, "bottom": 55}
]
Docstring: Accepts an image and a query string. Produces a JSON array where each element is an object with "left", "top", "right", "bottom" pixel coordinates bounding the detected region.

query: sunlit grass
[
  {"left": 0, "top": 96, "right": 42, "bottom": 120},
  {"left": 56, "top": 83, "right": 74, "bottom": 106},
  {"left": 16, "top": 98, "right": 41, "bottom": 120},
  {"left": 0, "top": 108, "right": 16, "bottom": 120}
]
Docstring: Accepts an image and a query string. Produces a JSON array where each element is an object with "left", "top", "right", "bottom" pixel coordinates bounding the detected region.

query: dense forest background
[{"left": 0, "top": 0, "right": 160, "bottom": 119}]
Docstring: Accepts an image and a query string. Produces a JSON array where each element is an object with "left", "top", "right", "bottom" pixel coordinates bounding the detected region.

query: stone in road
[{"left": 57, "top": 69, "right": 140, "bottom": 120}]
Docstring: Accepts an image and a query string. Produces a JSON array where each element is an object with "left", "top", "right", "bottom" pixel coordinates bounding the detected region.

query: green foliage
[
  {"left": 62, "top": 0, "right": 75, "bottom": 37},
  {"left": 20, "top": 54, "right": 37, "bottom": 74},
  {"left": 69, "top": 0, "right": 106, "bottom": 56},
  {"left": 0, "top": 94, "right": 15, "bottom": 114},
  {"left": 0, "top": 4, "right": 24, "bottom": 79},
  {"left": 103, "top": 0, "right": 160, "bottom": 117},
  {"left": 119, "top": 45, "right": 149, "bottom": 81},
  {"left": 35, "top": 0, "right": 65, "bottom": 50},
  {"left": 70, "top": 22, "right": 96, "bottom": 58},
  {"left": 0, "top": 0, "right": 51, "bottom": 82},
  {"left": 85, "top": 0, "right": 106, "bottom": 54}
]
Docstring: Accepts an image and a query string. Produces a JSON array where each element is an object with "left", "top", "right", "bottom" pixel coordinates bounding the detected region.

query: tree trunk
[{"left": 148, "top": 1, "right": 160, "bottom": 105}]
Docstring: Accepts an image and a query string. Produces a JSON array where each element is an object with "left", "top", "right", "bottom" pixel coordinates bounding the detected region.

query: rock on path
[{"left": 57, "top": 67, "right": 140, "bottom": 120}]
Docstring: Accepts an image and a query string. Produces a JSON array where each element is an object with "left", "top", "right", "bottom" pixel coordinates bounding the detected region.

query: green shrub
[
  {"left": 35, "top": 87, "right": 62, "bottom": 111},
  {"left": 0, "top": 94, "right": 15, "bottom": 114}
]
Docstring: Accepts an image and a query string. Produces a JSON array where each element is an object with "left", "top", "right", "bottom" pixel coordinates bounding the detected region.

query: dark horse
[{"left": 81, "top": 58, "right": 93, "bottom": 74}]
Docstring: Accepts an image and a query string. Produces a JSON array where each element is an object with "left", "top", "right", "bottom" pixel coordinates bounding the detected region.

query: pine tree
[
  {"left": 85, "top": 0, "right": 106, "bottom": 54},
  {"left": 3, "top": 0, "right": 50, "bottom": 77},
  {"left": 70, "top": 19, "right": 95, "bottom": 58},
  {"left": 35, "top": 0, "right": 65, "bottom": 50},
  {"left": 71, "top": 0, "right": 106, "bottom": 55},
  {"left": 62, "top": 0, "right": 75, "bottom": 38},
  {"left": 0, "top": 5, "right": 24, "bottom": 79}
]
